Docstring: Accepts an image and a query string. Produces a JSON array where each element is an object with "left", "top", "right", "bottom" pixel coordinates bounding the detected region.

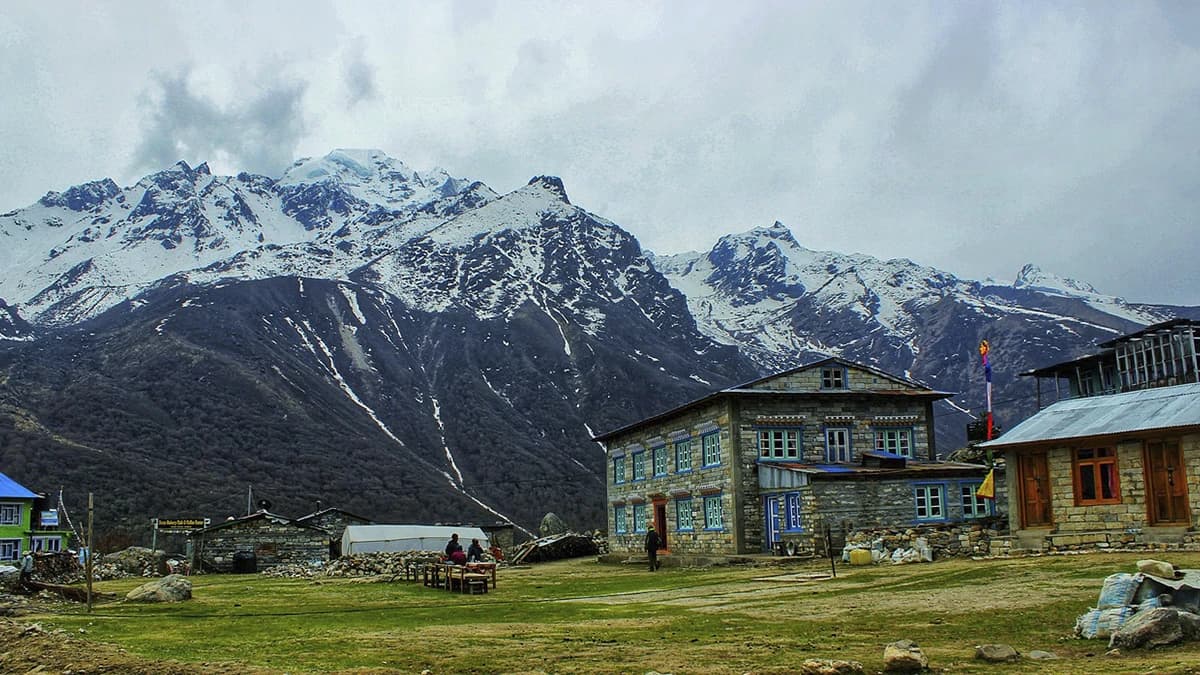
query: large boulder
[
  {"left": 125, "top": 574, "right": 192, "bottom": 602},
  {"left": 1109, "top": 608, "right": 1200, "bottom": 650},
  {"left": 883, "top": 640, "right": 928, "bottom": 672},
  {"left": 539, "top": 513, "right": 569, "bottom": 537}
]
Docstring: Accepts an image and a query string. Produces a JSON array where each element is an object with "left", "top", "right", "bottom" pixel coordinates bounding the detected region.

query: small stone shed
[
  {"left": 294, "top": 507, "right": 372, "bottom": 558},
  {"left": 189, "top": 511, "right": 331, "bottom": 572}
]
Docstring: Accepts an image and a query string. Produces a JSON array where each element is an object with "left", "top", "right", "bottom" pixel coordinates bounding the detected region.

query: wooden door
[
  {"left": 1145, "top": 440, "right": 1190, "bottom": 525},
  {"left": 653, "top": 501, "right": 668, "bottom": 550},
  {"left": 1018, "top": 451, "right": 1052, "bottom": 528}
]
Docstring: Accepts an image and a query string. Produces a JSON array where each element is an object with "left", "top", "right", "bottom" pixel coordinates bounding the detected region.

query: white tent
[{"left": 341, "top": 524, "right": 489, "bottom": 555}]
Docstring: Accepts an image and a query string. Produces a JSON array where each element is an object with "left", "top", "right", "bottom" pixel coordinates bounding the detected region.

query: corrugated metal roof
[
  {"left": 0, "top": 472, "right": 38, "bottom": 499},
  {"left": 981, "top": 382, "right": 1200, "bottom": 449}
]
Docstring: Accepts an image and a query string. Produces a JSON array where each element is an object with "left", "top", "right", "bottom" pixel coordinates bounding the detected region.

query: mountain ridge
[{"left": 1, "top": 150, "right": 1195, "bottom": 537}]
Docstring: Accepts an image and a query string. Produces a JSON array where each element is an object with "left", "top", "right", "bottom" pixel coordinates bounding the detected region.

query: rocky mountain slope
[{"left": 1, "top": 150, "right": 1195, "bottom": 537}]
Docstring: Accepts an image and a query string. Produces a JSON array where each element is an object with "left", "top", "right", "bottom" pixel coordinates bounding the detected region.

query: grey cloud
[
  {"left": 343, "top": 43, "right": 378, "bottom": 106},
  {"left": 132, "top": 69, "right": 307, "bottom": 177}
]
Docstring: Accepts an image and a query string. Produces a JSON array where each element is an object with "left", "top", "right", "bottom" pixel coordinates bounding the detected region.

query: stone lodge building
[
  {"left": 189, "top": 511, "right": 331, "bottom": 572},
  {"left": 594, "top": 358, "right": 995, "bottom": 560},
  {"left": 981, "top": 320, "right": 1200, "bottom": 551}
]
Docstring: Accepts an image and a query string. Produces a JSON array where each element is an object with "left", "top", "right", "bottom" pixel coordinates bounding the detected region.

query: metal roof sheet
[
  {"left": 0, "top": 472, "right": 38, "bottom": 499},
  {"left": 981, "top": 382, "right": 1200, "bottom": 449}
]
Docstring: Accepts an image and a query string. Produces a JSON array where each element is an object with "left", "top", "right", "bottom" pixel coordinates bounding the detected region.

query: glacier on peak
[{"left": 1013, "top": 263, "right": 1102, "bottom": 297}]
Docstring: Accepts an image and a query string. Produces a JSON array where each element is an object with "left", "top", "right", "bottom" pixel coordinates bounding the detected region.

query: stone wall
[
  {"left": 1007, "top": 432, "right": 1200, "bottom": 547},
  {"left": 843, "top": 518, "right": 1007, "bottom": 560},
  {"left": 605, "top": 397, "right": 743, "bottom": 556},
  {"left": 191, "top": 517, "right": 331, "bottom": 572}
]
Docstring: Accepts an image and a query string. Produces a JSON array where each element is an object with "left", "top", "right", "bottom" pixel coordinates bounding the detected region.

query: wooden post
[
  {"left": 825, "top": 524, "right": 836, "bottom": 578},
  {"left": 86, "top": 492, "right": 94, "bottom": 612}
]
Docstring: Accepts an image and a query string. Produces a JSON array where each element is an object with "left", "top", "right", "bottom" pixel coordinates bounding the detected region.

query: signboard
[
  {"left": 155, "top": 518, "right": 209, "bottom": 532},
  {"left": 40, "top": 510, "right": 59, "bottom": 527}
]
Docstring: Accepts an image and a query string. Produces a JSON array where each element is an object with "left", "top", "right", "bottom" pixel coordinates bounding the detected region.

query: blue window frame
[
  {"left": 960, "top": 482, "right": 992, "bottom": 518},
  {"left": 874, "top": 428, "right": 913, "bottom": 458},
  {"left": 652, "top": 446, "right": 668, "bottom": 477},
  {"left": 784, "top": 493, "right": 803, "bottom": 531},
  {"left": 633, "top": 503, "right": 648, "bottom": 532},
  {"left": 825, "top": 427, "right": 851, "bottom": 463},
  {"left": 702, "top": 432, "right": 721, "bottom": 467},
  {"left": 703, "top": 493, "right": 724, "bottom": 530},
  {"left": 632, "top": 451, "right": 646, "bottom": 481},
  {"left": 0, "top": 503, "right": 21, "bottom": 526},
  {"left": 914, "top": 484, "right": 947, "bottom": 521},
  {"left": 676, "top": 439, "right": 696, "bottom": 470},
  {"left": 0, "top": 539, "right": 18, "bottom": 562},
  {"left": 758, "top": 428, "right": 801, "bottom": 459},
  {"left": 676, "top": 497, "right": 694, "bottom": 531},
  {"left": 821, "top": 366, "right": 847, "bottom": 390},
  {"left": 613, "top": 505, "right": 627, "bottom": 534},
  {"left": 613, "top": 456, "right": 626, "bottom": 484}
]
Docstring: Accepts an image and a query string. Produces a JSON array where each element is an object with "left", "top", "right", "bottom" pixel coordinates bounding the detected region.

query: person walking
[
  {"left": 644, "top": 527, "right": 661, "bottom": 571},
  {"left": 19, "top": 550, "right": 34, "bottom": 589}
]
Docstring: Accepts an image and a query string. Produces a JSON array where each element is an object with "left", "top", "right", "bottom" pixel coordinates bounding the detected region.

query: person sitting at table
[
  {"left": 449, "top": 548, "right": 467, "bottom": 565},
  {"left": 445, "top": 533, "right": 463, "bottom": 558},
  {"left": 467, "top": 538, "right": 485, "bottom": 562}
]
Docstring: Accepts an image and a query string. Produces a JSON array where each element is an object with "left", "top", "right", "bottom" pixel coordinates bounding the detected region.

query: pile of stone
[
  {"left": 261, "top": 563, "right": 326, "bottom": 579},
  {"left": 90, "top": 547, "right": 170, "bottom": 580},
  {"left": 842, "top": 520, "right": 1005, "bottom": 564},
  {"left": 324, "top": 550, "right": 447, "bottom": 578},
  {"left": 1075, "top": 558, "right": 1200, "bottom": 650}
]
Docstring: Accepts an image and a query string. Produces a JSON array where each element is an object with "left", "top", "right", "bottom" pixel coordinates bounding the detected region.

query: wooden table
[
  {"left": 442, "top": 563, "right": 492, "bottom": 593},
  {"left": 465, "top": 562, "right": 497, "bottom": 589}
]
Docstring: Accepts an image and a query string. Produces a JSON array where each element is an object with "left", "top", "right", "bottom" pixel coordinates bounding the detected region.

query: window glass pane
[
  {"left": 632, "top": 452, "right": 646, "bottom": 480},
  {"left": 633, "top": 504, "right": 647, "bottom": 532},
  {"left": 1100, "top": 463, "right": 1117, "bottom": 499},
  {"left": 614, "top": 506, "right": 627, "bottom": 534},
  {"left": 653, "top": 447, "right": 667, "bottom": 476},
  {"left": 1079, "top": 465, "right": 1096, "bottom": 500},
  {"left": 613, "top": 456, "right": 625, "bottom": 484}
]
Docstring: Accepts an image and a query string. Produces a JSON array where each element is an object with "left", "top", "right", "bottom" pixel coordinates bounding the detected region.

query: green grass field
[{"left": 26, "top": 551, "right": 1200, "bottom": 673}]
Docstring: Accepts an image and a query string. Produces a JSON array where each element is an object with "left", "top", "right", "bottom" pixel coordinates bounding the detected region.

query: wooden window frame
[
  {"left": 613, "top": 505, "right": 627, "bottom": 534},
  {"left": 1072, "top": 447, "right": 1121, "bottom": 506},
  {"left": 820, "top": 366, "right": 847, "bottom": 390},
  {"left": 874, "top": 428, "right": 913, "bottom": 458},
  {"left": 674, "top": 438, "right": 693, "bottom": 473},
  {"left": 612, "top": 456, "right": 626, "bottom": 485},
  {"left": 675, "top": 497, "right": 694, "bottom": 531},
  {"left": 652, "top": 446, "right": 668, "bottom": 477},
  {"left": 758, "top": 428, "right": 801, "bottom": 459}
]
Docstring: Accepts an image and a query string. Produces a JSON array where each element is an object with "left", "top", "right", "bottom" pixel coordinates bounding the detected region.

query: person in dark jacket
[
  {"left": 445, "top": 533, "right": 463, "bottom": 558},
  {"left": 467, "top": 538, "right": 485, "bottom": 562},
  {"left": 644, "top": 528, "right": 661, "bottom": 571}
]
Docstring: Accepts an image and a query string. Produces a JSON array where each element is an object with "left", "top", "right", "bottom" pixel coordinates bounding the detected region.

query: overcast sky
[{"left": 2, "top": 1, "right": 1197, "bottom": 304}]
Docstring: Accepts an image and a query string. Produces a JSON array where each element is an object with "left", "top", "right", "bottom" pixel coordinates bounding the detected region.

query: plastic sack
[
  {"left": 1075, "top": 606, "right": 1136, "bottom": 639},
  {"left": 1097, "top": 573, "right": 1141, "bottom": 609}
]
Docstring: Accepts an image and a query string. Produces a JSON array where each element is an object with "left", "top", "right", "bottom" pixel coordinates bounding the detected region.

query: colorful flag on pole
[{"left": 976, "top": 468, "right": 996, "bottom": 500}]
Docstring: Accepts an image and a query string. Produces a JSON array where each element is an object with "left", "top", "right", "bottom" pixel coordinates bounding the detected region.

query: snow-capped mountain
[
  {"left": 0, "top": 150, "right": 479, "bottom": 326},
  {"left": 0, "top": 152, "right": 1195, "bottom": 534}
]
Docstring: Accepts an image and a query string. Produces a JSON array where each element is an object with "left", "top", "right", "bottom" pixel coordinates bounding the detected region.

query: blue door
[{"left": 763, "top": 496, "right": 782, "bottom": 552}]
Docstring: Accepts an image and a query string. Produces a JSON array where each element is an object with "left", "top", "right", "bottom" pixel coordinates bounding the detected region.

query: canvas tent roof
[{"left": 341, "top": 525, "right": 489, "bottom": 555}]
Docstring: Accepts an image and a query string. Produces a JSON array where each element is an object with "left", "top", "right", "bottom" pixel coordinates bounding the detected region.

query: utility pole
[{"left": 86, "top": 492, "right": 94, "bottom": 613}]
